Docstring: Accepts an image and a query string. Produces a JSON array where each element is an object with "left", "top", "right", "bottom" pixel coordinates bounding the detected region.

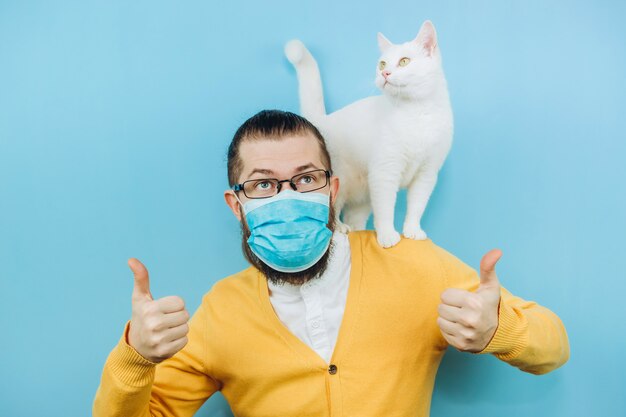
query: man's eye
[
  {"left": 298, "top": 175, "right": 314, "bottom": 184},
  {"left": 255, "top": 181, "right": 273, "bottom": 190}
]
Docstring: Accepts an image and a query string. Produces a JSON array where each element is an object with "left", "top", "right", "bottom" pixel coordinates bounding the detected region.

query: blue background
[{"left": 1, "top": 1, "right": 624, "bottom": 416}]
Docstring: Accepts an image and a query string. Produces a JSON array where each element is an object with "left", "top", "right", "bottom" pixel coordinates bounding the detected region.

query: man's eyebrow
[
  {"left": 247, "top": 168, "right": 275, "bottom": 177},
  {"left": 294, "top": 163, "right": 320, "bottom": 172},
  {"left": 245, "top": 163, "right": 321, "bottom": 180}
]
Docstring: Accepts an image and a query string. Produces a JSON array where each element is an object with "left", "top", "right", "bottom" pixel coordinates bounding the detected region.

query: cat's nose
[{"left": 382, "top": 71, "right": 391, "bottom": 79}]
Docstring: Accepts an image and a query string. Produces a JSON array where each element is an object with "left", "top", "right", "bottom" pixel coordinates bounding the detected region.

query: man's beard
[{"left": 239, "top": 201, "right": 337, "bottom": 286}]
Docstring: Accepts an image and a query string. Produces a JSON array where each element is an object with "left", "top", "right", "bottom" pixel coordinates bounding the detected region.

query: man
[{"left": 93, "top": 110, "right": 570, "bottom": 417}]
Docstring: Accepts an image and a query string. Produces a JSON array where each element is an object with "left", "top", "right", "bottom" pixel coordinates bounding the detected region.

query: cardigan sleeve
[
  {"left": 431, "top": 244, "right": 570, "bottom": 375},
  {"left": 92, "top": 299, "right": 221, "bottom": 417}
]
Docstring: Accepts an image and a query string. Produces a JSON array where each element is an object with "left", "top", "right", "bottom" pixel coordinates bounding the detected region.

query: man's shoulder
[
  {"left": 200, "top": 265, "right": 260, "bottom": 306},
  {"left": 348, "top": 230, "right": 444, "bottom": 259},
  {"left": 348, "top": 230, "right": 470, "bottom": 273}
]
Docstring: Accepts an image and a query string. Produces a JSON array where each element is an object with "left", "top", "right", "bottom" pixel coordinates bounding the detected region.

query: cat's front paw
[
  {"left": 403, "top": 225, "right": 428, "bottom": 240},
  {"left": 335, "top": 220, "right": 352, "bottom": 234},
  {"left": 376, "top": 229, "right": 401, "bottom": 248}
]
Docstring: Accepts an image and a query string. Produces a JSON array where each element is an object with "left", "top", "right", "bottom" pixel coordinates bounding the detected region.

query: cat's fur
[{"left": 285, "top": 20, "right": 453, "bottom": 248}]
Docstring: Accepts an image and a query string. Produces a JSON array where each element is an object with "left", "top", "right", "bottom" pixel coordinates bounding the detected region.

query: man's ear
[
  {"left": 329, "top": 175, "right": 340, "bottom": 205},
  {"left": 224, "top": 190, "right": 243, "bottom": 221}
]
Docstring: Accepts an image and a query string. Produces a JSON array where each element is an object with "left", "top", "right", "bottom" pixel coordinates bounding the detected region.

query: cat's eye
[
  {"left": 399, "top": 57, "right": 411, "bottom": 67},
  {"left": 378, "top": 61, "right": 386, "bottom": 70}
]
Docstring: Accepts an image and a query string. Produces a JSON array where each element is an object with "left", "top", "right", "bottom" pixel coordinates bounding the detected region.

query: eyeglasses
[{"left": 233, "top": 169, "right": 331, "bottom": 199}]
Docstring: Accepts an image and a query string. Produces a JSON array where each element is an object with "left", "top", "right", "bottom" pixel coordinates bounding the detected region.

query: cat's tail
[{"left": 284, "top": 40, "right": 326, "bottom": 119}]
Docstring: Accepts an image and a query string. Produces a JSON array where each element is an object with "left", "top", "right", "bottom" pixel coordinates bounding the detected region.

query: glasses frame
[{"left": 232, "top": 169, "right": 332, "bottom": 199}]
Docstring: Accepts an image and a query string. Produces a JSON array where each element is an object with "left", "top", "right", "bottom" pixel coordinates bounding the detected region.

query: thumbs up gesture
[
  {"left": 437, "top": 249, "right": 503, "bottom": 353},
  {"left": 127, "top": 258, "right": 190, "bottom": 363}
]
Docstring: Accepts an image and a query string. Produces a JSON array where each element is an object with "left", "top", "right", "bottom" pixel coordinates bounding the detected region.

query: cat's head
[{"left": 375, "top": 20, "right": 444, "bottom": 99}]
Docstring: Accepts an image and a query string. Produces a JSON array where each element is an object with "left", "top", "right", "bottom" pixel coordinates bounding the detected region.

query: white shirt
[{"left": 267, "top": 232, "right": 351, "bottom": 364}]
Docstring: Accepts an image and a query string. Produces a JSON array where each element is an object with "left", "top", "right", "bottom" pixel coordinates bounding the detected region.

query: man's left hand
[{"left": 437, "top": 249, "right": 503, "bottom": 353}]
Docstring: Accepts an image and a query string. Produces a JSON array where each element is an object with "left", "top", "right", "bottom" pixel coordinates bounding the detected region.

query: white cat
[{"left": 285, "top": 20, "right": 453, "bottom": 248}]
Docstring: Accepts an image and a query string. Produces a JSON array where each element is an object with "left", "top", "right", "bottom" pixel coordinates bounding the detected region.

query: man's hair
[{"left": 227, "top": 109, "right": 332, "bottom": 186}]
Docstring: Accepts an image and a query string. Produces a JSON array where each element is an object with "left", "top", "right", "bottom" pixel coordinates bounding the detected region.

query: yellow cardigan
[{"left": 93, "top": 231, "right": 569, "bottom": 417}]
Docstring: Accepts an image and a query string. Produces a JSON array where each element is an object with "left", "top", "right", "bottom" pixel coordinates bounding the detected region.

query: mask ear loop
[{"left": 232, "top": 190, "right": 246, "bottom": 216}]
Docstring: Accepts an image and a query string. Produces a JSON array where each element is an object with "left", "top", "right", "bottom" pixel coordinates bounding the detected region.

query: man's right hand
[{"left": 127, "top": 258, "right": 190, "bottom": 363}]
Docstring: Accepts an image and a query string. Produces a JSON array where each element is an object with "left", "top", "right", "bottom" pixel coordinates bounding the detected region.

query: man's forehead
[{"left": 239, "top": 134, "right": 325, "bottom": 178}]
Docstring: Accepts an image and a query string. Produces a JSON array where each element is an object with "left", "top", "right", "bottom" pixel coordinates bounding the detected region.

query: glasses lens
[
  {"left": 244, "top": 179, "right": 279, "bottom": 198},
  {"left": 292, "top": 170, "right": 327, "bottom": 193}
]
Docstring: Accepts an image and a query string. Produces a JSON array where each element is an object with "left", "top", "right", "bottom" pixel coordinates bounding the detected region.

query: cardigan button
[{"left": 328, "top": 364, "right": 338, "bottom": 375}]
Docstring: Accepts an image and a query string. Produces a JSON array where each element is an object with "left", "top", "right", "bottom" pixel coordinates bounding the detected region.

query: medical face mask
[{"left": 238, "top": 189, "right": 332, "bottom": 273}]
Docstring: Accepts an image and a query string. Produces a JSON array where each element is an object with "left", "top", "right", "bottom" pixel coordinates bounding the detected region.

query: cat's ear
[
  {"left": 413, "top": 20, "right": 438, "bottom": 56},
  {"left": 377, "top": 32, "right": 392, "bottom": 53}
]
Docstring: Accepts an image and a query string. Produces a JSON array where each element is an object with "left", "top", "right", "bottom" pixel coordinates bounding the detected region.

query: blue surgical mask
[{"left": 239, "top": 189, "right": 332, "bottom": 273}]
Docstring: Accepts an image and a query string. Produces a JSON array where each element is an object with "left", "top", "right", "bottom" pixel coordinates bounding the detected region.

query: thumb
[
  {"left": 128, "top": 258, "right": 153, "bottom": 302},
  {"left": 479, "top": 249, "right": 502, "bottom": 288}
]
